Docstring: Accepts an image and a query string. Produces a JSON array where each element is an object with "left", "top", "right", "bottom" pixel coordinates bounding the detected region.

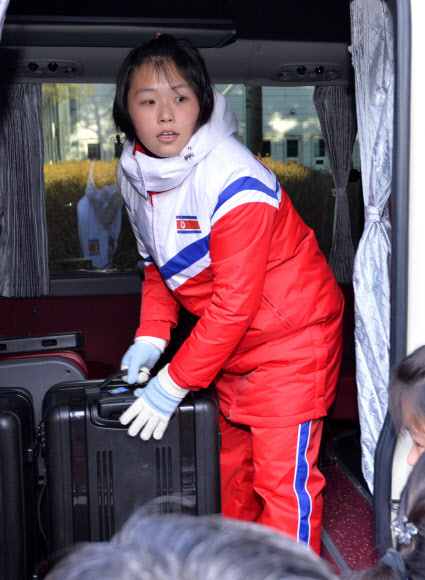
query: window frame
[{"left": 49, "top": 272, "right": 143, "bottom": 296}]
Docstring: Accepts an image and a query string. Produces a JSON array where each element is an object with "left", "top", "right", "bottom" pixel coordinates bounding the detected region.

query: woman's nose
[{"left": 158, "top": 103, "right": 174, "bottom": 123}]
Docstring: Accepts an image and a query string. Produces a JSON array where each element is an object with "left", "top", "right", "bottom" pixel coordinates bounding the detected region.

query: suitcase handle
[
  {"left": 91, "top": 398, "right": 178, "bottom": 428},
  {"left": 99, "top": 369, "right": 128, "bottom": 389},
  {"left": 92, "top": 398, "right": 134, "bottom": 426},
  {"left": 90, "top": 370, "right": 135, "bottom": 426}
]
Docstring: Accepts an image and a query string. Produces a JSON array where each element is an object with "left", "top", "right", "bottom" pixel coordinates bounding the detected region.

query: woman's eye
[
  {"left": 142, "top": 100, "right": 155, "bottom": 105},
  {"left": 176, "top": 96, "right": 186, "bottom": 103}
]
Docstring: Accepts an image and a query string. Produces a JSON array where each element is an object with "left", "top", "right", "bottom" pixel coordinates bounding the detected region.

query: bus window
[{"left": 43, "top": 82, "right": 363, "bottom": 275}]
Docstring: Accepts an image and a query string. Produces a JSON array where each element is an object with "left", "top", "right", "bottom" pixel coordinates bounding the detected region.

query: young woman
[{"left": 113, "top": 33, "right": 344, "bottom": 554}]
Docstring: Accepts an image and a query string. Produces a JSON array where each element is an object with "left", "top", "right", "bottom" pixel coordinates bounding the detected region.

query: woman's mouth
[{"left": 157, "top": 131, "right": 179, "bottom": 142}]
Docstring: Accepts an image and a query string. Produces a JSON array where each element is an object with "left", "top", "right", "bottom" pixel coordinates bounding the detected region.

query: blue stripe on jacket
[
  {"left": 294, "top": 421, "right": 312, "bottom": 545},
  {"left": 212, "top": 176, "right": 279, "bottom": 219},
  {"left": 161, "top": 235, "right": 210, "bottom": 281},
  {"left": 160, "top": 176, "right": 278, "bottom": 281}
]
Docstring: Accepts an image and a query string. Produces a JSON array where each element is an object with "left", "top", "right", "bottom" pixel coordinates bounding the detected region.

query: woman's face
[
  {"left": 403, "top": 398, "right": 425, "bottom": 466},
  {"left": 127, "top": 62, "right": 200, "bottom": 158}
]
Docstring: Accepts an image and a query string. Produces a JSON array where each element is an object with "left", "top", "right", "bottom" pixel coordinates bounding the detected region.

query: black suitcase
[
  {"left": 0, "top": 388, "right": 42, "bottom": 580},
  {"left": 40, "top": 372, "right": 221, "bottom": 565}
]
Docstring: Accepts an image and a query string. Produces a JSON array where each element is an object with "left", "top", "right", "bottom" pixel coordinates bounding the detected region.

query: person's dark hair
[
  {"left": 350, "top": 452, "right": 425, "bottom": 580},
  {"left": 113, "top": 34, "right": 215, "bottom": 143},
  {"left": 398, "top": 450, "right": 425, "bottom": 575},
  {"left": 350, "top": 566, "right": 398, "bottom": 580},
  {"left": 388, "top": 345, "right": 425, "bottom": 434},
  {"left": 46, "top": 502, "right": 339, "bottom": 580}
]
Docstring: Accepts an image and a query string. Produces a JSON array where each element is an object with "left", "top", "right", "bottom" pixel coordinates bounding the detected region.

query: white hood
[{"left": 120, "top": 89, "right": 238, "bottom": 196}]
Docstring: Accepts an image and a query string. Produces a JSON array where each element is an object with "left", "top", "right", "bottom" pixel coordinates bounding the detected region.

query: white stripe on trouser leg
[{"left": 293, "top": 421, "right": 313, "bottom": 546}]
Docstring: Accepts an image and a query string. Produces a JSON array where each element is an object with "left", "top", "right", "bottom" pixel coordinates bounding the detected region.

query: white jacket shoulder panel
[{"left": 193, "top": 137, "right": 281, "bottom": 226}]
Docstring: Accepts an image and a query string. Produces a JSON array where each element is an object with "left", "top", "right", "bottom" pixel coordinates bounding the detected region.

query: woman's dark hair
[
  {"left": 388, "top": 345, "right": 425, "bottom": 434},
  {"left": 350, "top": 452, "right": 425, "bottom": 580},
  {"left": 396, "top": 451, "right": 425, "bottom": 579},
  {"left": 113, "top": 34, "right": 215, "bottom": 142}
]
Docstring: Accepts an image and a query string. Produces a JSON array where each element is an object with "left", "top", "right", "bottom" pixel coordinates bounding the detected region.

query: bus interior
[{"left": 0, "top": 0, "right": 410, "bottom": 577}]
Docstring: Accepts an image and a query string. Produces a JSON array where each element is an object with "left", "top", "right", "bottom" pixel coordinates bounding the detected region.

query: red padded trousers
[{"left": 219, "top": 415, "right": 325, "bottom": 554}]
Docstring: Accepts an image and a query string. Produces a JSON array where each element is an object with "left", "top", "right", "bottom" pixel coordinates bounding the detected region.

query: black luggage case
[
  {"left": 41, "top": 374, "right": 221, "bottom": 565},
  {"left": 0, "top": 389, "right": 41, "bottom": 580}
]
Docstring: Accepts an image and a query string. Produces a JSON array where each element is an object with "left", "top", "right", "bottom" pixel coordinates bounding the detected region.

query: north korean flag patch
[{"left": 176, "top": 215, "right": 201, "bottom": 234}]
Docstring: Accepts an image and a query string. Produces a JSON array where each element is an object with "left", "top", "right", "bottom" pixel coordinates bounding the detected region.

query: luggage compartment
[{"left": 41, "top": 377, "right": 221, "bottom": 565}]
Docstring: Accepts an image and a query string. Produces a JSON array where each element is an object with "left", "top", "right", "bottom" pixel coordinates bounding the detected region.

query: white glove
[
  {"left": 119, "top": 365, "right": 189, "bottom": 440},
  {"left": 120, "top": 338, "right": 165, "bottom": 384}
]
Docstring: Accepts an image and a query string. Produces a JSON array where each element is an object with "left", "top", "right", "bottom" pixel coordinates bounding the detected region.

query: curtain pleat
[
  {"left": 0, "top": 84, "right": 49, "bottom": 297},
  {"left": 0, "top": 0, "right": 9, "bottom": 42},
  {"left": 350, "top": 0, "right": 394, "bottom": 492},
  {"left": 313, "top": 85, "right": 357, "bottom": 283}
]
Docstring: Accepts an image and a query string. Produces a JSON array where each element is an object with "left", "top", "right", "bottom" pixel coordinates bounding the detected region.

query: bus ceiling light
[
  {"left": 61, "top": 66, "right": 79, "bottom": 78},
  {"left": 271, "top": 62, "right": 343, "bottom": 82},
  {"left": 14, "top": 60, "right": 84, "bottom": 78}
]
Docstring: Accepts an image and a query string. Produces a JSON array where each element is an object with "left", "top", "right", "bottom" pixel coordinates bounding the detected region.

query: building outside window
[
  {"left": 313, "top": 136, "right": 327, "bottom": 166},
  {"left": 261, "top": 140, "right": 271, "bottom": 156},
  {"left": 87, "top": 143, "right": 101, "bottom": 160},
  {"left": 286, "top": 138, "right": 301, "bottom": 162}
]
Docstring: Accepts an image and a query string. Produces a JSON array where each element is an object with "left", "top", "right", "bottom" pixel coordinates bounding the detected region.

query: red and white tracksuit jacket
[{"left": 117, "top": 89, "right": 344, "bottom": 552}]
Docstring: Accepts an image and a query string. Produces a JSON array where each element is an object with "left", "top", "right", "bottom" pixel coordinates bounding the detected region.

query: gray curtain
[
  {"left": 313, "top": 85, "right": 358, "bottom": 283},
  {"left": 0, "top": 0, "right": 9, "bottom": 41},
  {"left": 350, "top": 0, "right": 394, "bottom": 492},
  {"left": 0, "top": 84, "right": 49, "bottom": 297}
]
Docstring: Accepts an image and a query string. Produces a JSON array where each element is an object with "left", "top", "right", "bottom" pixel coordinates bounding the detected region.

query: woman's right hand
[{"left": 120, "top": 341, "right": 162, "bottom": 384}]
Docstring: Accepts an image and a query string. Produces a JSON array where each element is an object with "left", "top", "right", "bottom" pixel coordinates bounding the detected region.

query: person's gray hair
[{"left": 46, "top": 503, "right": 339, "bottom": 580}]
